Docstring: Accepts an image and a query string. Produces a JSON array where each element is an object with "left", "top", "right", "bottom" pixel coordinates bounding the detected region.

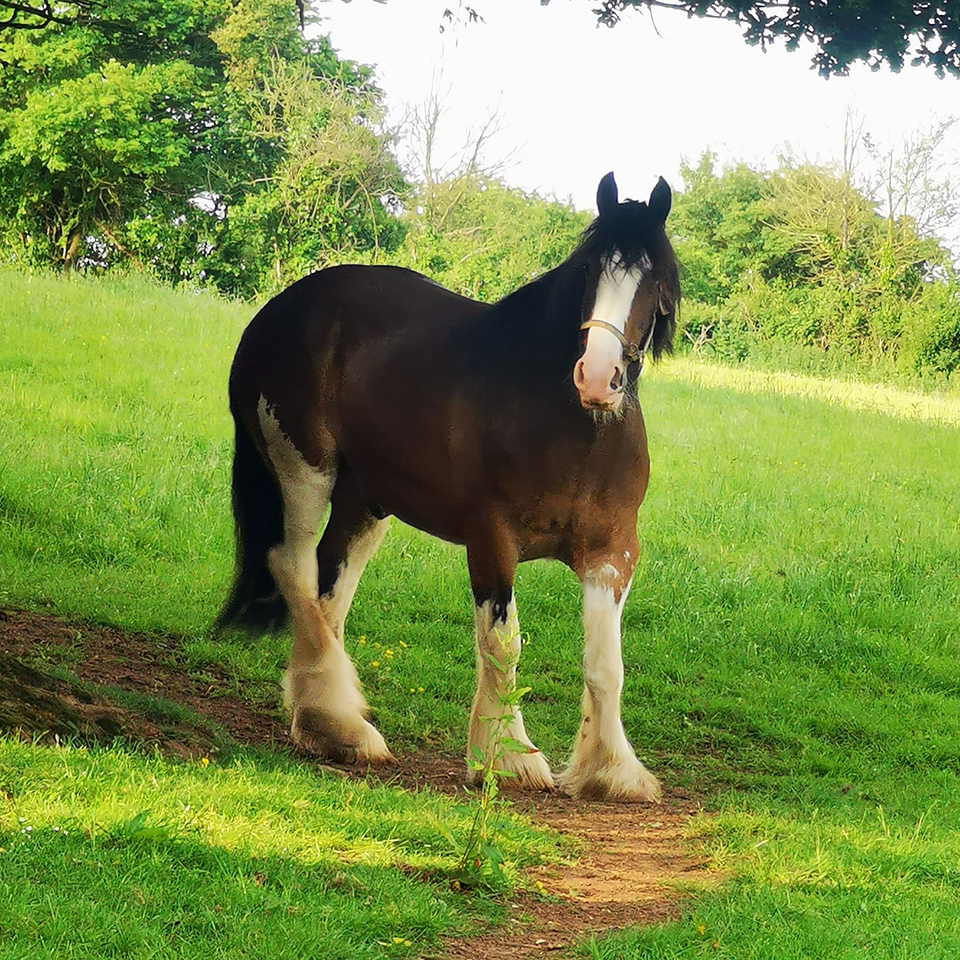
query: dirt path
[
  {"left": 365, "top": 754, "right": 709, "bottom": 956},
  {"left": 441, "top": 798, "right": 705, "bottom": 958},
  {"left": 0, "top": 607, "right": 713, "bottom": 958}
]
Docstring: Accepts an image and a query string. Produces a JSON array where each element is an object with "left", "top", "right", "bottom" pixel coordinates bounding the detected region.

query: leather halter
[{"left": 579, "top": 308, "right": 658, "bottom": 371}]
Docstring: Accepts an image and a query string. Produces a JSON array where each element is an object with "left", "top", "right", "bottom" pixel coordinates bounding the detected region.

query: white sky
[{"left": 315, "top": 0, "right": 960, "bottom": 217}]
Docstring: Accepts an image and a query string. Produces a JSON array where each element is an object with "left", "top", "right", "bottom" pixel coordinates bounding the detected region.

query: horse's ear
[
  {"left": 597, "top": 171, "right": 618, "bottom": 216},
  {"left": 649, "top": 177, "right": 672, "bottom": 224}
]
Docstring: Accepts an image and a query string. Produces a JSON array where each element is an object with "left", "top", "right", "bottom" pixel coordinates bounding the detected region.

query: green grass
[
  {"left": 0, "top": 740, "right": 556, "bottom": 960},
  {"left": 665, "top": 353, "right": 960, "bottom": 425},
  {"left": 2, "top": 266, "right": 960, "bottom": 957},
  {"left": 0, "top": 269, "right": 243, "bottom": 635},
  {"left": 678, "top": 331, "right": 960, "bottom": 399}
]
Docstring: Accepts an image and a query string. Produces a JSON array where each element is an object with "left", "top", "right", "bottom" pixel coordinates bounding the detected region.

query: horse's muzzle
[
  {"left": 574, "top": 355, "right": 625, "bottom": 412},
  {"left": 577, "top": 389, "right": 624, "bottom": 413}
]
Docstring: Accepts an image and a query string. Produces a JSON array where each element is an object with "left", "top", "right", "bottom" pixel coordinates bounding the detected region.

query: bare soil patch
[
  {"left": 0, "top": 607, "right": 713, "bottom": 958},
  {"left": 0, "top": 607, "right": 288, "bottom": 755}
]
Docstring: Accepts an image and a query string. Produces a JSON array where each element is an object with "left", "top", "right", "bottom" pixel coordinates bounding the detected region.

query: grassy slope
[
  {"left": 2, "top": 268, "right": 960, "bottom": 957},
  {"left": 581, "top": 362, "right": 960, "bottom": 958}
]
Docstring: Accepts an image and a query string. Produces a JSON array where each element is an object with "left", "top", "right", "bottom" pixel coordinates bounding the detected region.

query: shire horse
[{"left": 218, "top": 172, "right": 680, "bottom": 801}]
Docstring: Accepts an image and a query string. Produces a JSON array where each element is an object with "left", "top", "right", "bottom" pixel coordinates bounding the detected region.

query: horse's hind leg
[
  {"left": 281, "top": 595, "right": 391, "bottom": 764},
  {"left": 258, "top": 400, "right": 390, "bottom": 764},
  {"left": 316, "top": 469, "right": 391, "bottom": 644}
]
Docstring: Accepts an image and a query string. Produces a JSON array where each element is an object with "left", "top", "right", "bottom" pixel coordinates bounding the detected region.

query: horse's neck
[
  {"left": 449, "top": 261, "right": 585, "bottom": 396},
  {"left": 488, "top": 260, "right": 584, "bottom": 347}
]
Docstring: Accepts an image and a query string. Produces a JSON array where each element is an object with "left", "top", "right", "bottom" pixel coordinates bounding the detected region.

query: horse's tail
[{"left": 215, "top": 402, "right": 289, "bottom": 634}]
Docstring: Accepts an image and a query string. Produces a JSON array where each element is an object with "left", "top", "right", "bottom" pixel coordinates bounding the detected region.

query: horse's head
[{"left": 573, "top": 172, "right": 680, "bottom": 413}]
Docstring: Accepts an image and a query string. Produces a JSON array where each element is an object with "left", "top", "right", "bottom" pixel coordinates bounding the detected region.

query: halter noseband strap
[{"left": 579, "top": 311, "right": 658, "bottom": 370}]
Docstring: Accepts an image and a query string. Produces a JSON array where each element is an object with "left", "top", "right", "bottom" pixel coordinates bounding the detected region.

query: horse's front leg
[
  {"left": 560, "top": 548, "right": 661, "bottom": 801},
  {"left": 466, "top": 533, "right": 554, "bottom": 791}
]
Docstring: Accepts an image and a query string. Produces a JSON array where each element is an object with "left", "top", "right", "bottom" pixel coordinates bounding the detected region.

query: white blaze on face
[{"left": 575, "top": 252, "right": 649, "bottom": 409}]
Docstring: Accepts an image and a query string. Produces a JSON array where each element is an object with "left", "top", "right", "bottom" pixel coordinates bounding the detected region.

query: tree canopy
[
  {"left": 592, "top": 1, "right": 960, "bottom": 77},
  {"left": 0, "top": 1, "right": 91, "bottom": 31},
  {"left": 5, "top": 1, "right": 960, "bottom": 77},
  {"left": 0, "top": 0, "right": 407, "bottom": 296}
]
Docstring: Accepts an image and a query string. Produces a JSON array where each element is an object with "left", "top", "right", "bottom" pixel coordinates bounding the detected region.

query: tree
[
  {"left": 667, "top": 152, "right": 768, "bottom": 304},
  {"left": 0, "top": 1, "right": 93, "bottom": 34},
  {"left": 392, "top": 81, "right": 589, "bottom": 300},
  {"left": 398, "top": 72, "right": 512, "bottom": 229},
  {"left": 8, "top": 2, "right": 960, "bottom": 78},
  {"left": 864, "top": 119, "right": 960, "bottom": 260},
  {"left": 671, "top": 150, "right": 960, "bottom": 369},
  {"left": 208, "top": 54, "right": 406, "bottom": 296},
  {"left": 0, "top": 0, "right": 405, "bottom": 295},
  {"left": 581, "top": 1, "right": 960, "bottom": 77},
  {"left": 0, "top": 0, "right": 226, "bottom": 270},
  {"left": 0, "top": 3, "right": 98, "bottom": 66}
]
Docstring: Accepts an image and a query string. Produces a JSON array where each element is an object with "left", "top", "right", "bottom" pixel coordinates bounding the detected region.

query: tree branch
[{"left": 0, "top": 0, "right": 95, "bottom": 30}]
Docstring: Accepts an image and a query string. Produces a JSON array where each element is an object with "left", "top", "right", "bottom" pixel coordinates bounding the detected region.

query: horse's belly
[{"left": 343, "top": 443, "right": 474, "bottom": 546}]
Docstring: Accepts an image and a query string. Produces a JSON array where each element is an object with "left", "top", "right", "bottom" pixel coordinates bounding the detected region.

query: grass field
[{"left": 2, "top": 267, "right": 959, "bottom": 958}]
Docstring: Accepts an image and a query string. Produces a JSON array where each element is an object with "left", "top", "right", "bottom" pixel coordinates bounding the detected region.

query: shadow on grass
[{"left": 0, "top": 823, "right": 494, "bottom": 960}]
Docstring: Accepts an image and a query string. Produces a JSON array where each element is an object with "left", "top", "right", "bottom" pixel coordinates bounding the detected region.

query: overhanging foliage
[{"left": 591, "top": 1, "right": 960, "bottom": 76}]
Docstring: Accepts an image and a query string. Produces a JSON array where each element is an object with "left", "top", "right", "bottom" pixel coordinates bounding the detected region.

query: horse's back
[
  {"left": 230, "top": 264, "right": 489, "bottom": 462},
  {"left": 229, "top": 265, "right": 483, "bottom": 438},
  {"left": 243, "top": 264, "right": 481, "bottom": 346}
]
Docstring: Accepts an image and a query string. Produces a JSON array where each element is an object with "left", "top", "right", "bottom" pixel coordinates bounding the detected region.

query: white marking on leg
[
  {"left": 468, "top": 596, "right": 554, "bottom": 791},
  {"left": 323, "top": 517, "right": 390, "bottom": 641},
  {"left": 583, "top": 579, "right": 630, "bottom": 749},
  {"left": 258, "top": 396, "right": 332, "bottom": 600},
  {"left": 282, "top": 599, "right": 392, "bottom": 764},
  {"left": 560, "top": 570, "right": 660, "bottom": 801},
  {"left": 257, "top": 396, "right": 390, "bottom": 764},
  {"left": 593, "top": 562, "right": 622, "bottom": 586}
]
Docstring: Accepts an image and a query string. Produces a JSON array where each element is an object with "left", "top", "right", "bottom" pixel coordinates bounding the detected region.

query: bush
[{"left": 899, "top": 282, "right": 960, "bottom": 377}]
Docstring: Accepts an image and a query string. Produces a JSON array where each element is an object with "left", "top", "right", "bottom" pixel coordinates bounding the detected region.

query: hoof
[
  {"left": 466, "top": 744, "right": 555, "bottom": 792},
  {"left": 292, "top": 706, "right": 394, "bottom": 766},
  {"left": 558, "top": 755, "right": 661, "bottom": 802}
]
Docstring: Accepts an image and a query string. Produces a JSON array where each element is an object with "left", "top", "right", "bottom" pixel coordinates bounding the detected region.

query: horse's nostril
[
  {"left": 609, "top": 366, "right": 623, "bottom": 391},
  {"left": 574, "top": 359, "right": 586, "bottom": 387}
]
